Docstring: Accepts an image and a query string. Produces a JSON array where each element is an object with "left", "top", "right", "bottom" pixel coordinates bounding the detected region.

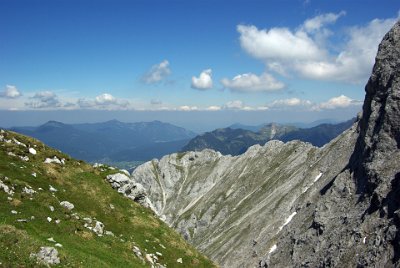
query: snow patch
[
  {"left": 302, "top": 172, "right": 323, "bottom": 193},
  {"left": 313, "top": 172, "right": 323, "bottom": 182},
  {"left": 279, "top": 212, "right": 297, "bottom": 232},
  {"left": 268, "top": 244, "right": 277, "bottom": 254}
]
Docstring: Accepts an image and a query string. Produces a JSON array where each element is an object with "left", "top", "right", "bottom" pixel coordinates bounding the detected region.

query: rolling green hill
[{"left": 0, "top": 129, "right": 215, "bottom": 267}]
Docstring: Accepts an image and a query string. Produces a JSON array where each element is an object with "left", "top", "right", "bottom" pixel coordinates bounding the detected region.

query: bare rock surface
[
  {"left": 31, "top": 246, "right": 60, "bottom": 265},
  {"left": 131, "top": 126, "right": 358, "bottom": 267},
  {"left": 266, "top": 20, "right": 400, "bottom": 268}
]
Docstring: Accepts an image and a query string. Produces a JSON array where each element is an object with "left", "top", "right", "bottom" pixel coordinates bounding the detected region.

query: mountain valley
[
  {"left": 1, "top": 13, "right": 399, "bottom": 268},
  {"left": 128, "top": 21, "right": 400, "bottom": 267}
]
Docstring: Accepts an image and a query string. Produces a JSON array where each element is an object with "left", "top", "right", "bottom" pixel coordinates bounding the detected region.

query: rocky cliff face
[
  {"left": 266, "top": 20, "right": 400, "bottom": 267},
  {"left": 130, "top": 21, "right": 400, "bottom": 268}
]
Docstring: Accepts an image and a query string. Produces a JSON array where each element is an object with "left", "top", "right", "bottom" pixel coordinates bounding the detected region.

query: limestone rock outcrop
[
  {"left": 266, "top": 20, "right": 400, "bottom": 267},
  {"left": 106, "top": 173, "right": 156, "bottom": 211},
  {"left": 132, "top": 126, "right": 358, "bottom": 267}
]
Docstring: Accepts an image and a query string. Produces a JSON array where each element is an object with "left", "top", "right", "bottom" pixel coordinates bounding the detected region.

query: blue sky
[{"left": 0, "top": 0, "right": 399, "bottom": 130}]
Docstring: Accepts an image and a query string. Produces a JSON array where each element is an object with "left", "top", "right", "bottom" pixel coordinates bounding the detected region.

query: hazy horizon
[
  {"left": 0, "top": 0, "right": 397, "bottom": 132},
  {"left": 0, "top": 107, "right": 359, "bottom": 133}
]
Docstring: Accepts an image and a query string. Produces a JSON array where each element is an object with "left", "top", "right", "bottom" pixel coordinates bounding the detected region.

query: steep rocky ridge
[
  {"left": 266, "top": 20, "right": 400, "bottom": 267},
  {"left": 132, "top": 123, "right": 358, "bottom": 267},
  {"left": 131, "top": 21, "right": 400, "bottom": 267}
]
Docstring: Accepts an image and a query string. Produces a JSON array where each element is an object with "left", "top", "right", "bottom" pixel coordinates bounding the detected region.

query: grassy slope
[{"left": 0, "top": 130, "right": 215, "bottom": 267}]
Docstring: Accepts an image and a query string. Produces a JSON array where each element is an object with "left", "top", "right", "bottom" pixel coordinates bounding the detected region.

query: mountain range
[
  {"left": 182, "top": 119, "right": 354, "bottom": 155},
  {"left": 9, "top": 118, "right": 355, "bottom": 169},
  {"left": 10, "top": 120, "right": 196, "bottom": 166}
]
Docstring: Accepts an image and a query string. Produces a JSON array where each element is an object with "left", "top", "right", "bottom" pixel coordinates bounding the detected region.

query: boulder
[
  {"left": 60, "top": 201, "right": 74, "bottom": 210},
  {"left": 32, "top": 246, "right": 60, "bottom": 265}
]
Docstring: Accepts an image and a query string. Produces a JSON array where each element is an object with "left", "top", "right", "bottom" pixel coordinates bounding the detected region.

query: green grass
[{"left": 0, "top": 130, "right": 216, "bottom": 267}]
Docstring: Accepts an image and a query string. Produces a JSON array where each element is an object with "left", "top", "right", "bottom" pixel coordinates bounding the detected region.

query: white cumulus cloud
[
  {"left": 191, "top": 69, "right": 213, "bottom": 90},
  {"left": 206, "top": 105, "right": 222, "bottom": 111},
  {"left": 223, "top": 100, "right": 254, "bottom": 110},
  {"left": 221, "top": 72, "right": 285, "bottom": 93},
  {"left": 269, "top": 98, "right": 312, "bottom": 108},
  {"left": 312, "top": 95, "right": 362, "bottom": 110},
  {"left": 224, "top": 100, "right": 244, "bottom": 109},
  {"left": 95, "top": 93, "right": 117, "bottom": 105},
  {"left": 237, "top": 13, "right": 397, "bottom": 84},
  {"left": 1, "top": 85, "right": 22, "bottom": 98},
  {"left": 78, "top": 93, "right": 129, "bottom": 109},
  {"left": 26, "top": 91, "right": 61, "bottom": 109},
  {"left": 141, "top": 60, "right": 171, "bottom": 84},
  {"left": 178, "top": 105, "right": 198, "bottom": 111},
  {"left": 302, "top": 11, "right": 346, "bottom": 33},
  {"left": 238, "top": 24, "right": 325, "bottom": 62}
]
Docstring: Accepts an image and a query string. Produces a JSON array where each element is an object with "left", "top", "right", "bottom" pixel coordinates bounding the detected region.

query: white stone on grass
[
  {"left": 29, "top": 148, "right": 37, "bottom": 155},
  {"left": 60, "top": 201, "right": 74, "bottom": 210},
  {"left": 0, "top": 180, "right": 14, "bottom": 195},
  {"left": 22, "top": 187, "right": 36, "bottom": 195},
  {"left": 93, "top": 221, "right": 104, "bottom": 236},
  {"left": 32, "top": 247, "right": 60, "bottom": 265},
  {"left": 20, "top": 156, "right": 29, "bottom": 161},
  {"left": 13, "top": 138, "right": 26, "bottom": 147},
  {"left": 49, "top": 185, "right": 58, "bottom": 192},
  {"left": 44, "top": 156, "right": 64, "bottom": 165}
]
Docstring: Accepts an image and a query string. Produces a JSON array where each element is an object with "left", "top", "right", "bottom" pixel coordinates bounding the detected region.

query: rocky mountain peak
[
  {"left": 265, "top": 20, "right": 400, "bottom": 267},
  {"left": 352, "top": 20, "right": 400, "bottom": 196}
]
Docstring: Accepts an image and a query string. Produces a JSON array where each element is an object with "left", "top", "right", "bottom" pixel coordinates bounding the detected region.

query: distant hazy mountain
[
  {"left": 228, "top": 123, "right": 266, "bottom": 132},
  {"left": 182, "top": 123, "right": 296, "bottom": 155},
  {"left": 280, "top": 118, "right": 355, "bottom": 147},
  {"left": 229, "top": 119, "right": 341, "bottom": 131},
  {"left": 11, "top": 120, "right": 196, "bottom": 163},
  {"left": 109, "top": 139, "right": 192, "bottom": 162},
  {"left": 182, "top": 120, "right": 354, "bottom": 155}
]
